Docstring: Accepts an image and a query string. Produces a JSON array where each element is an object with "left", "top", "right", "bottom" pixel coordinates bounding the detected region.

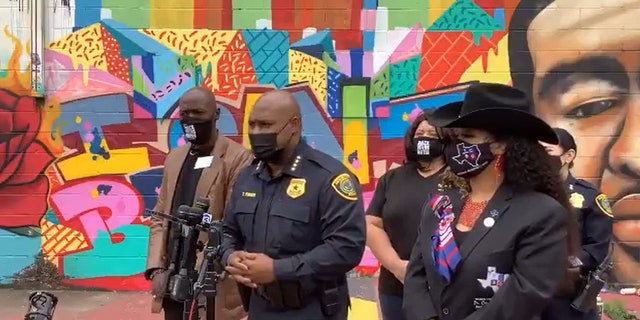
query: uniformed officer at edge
[
  {"left": 540, "top": 127, "right": 614, "bottom": 320},
  {"left": 220, "top": 90, "right": 366, "bottom": 320}
]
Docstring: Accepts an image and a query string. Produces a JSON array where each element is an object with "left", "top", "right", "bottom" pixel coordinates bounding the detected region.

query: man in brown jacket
[{"left": 145, "top": 87, "right": 253, "bottom": 320}]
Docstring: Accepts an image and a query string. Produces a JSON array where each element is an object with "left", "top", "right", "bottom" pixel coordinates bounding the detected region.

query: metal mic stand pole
[{"left": 193, "top": 221, "right": 225, "bottom": 320}]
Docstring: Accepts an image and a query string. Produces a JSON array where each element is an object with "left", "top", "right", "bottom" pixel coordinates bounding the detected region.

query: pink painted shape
[
  {"left": 362, "top": 52, "right": 374, "bottom": 78},
  {"left": 335, "top": 51, "right": 352, "bottom": 78},
  {"left": 360, "top": 10, "right": 377, "bottom": 30},
  {"left": 130, "top": 55, "right": 155, "bottom": 95},
  {"left": 132, "top": 102, "right": 153, "bottom": 119},
  {"left": 83, "top": 122, "right": 92, "bottom": 130},
  {"left": 84, "top": 133, "right": 95, "bottom": 142},
  {"left": 359, "top": 246, "right": 379, "bottom": 268},
  {"left": 408, "top": 104, "right": 423, "bottom": 123},
  {"left": 351, "top": 159, "right": 362, "bottom": 170},
  {"left": 45, "top": 50, "right": 132, "bottom": 103},
  {"left": 375, "top": 106, "right": 390, "bottom": 118},
  {"left": 363, "top": 190, "right": 374, "bottom": 211},
  {"left": 50, "top": 179, "right": 142, "bottom": 242},
  {"left": 389, "top": 25, "right": 425, "bottom": 65},
  {"left": 170, "top": 108, "right": 181, "bottom": 119}
]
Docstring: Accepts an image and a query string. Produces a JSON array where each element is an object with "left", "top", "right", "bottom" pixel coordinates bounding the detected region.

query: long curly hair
[
  {"left": 500, "top": 135, "right": 580, "bottom": 256},
  {"left": 437, "top": 129, "right": 579, "bottom": 256}
]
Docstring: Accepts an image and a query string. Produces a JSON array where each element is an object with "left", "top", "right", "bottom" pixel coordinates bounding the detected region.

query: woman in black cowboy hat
[{"left": 403, "top": 83, "right": 579, "bottom": 320}]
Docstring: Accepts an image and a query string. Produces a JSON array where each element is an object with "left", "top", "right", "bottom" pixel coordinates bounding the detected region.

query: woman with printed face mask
[
  {"left": 365, "top": 110, "right": 448, "bottom": 320},
  {"left": 403, "top": 83, "right": 579, "bottom": 320}
]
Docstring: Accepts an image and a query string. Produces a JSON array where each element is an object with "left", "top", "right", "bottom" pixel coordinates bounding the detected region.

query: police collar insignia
[
  {"left": 569, "top": 192, "right": 585, "bottom": 208},
  {"left": 331, "top": 173, "right": 358, "bottom": 201},
  {"left": 477, "top": 266, "right": 510, "bottom": 293},
  {"left": 595, "top": 193, "right": 614, "bottom": 217},
  {"left": 286, "top": 178, "right": 306, "bottom": 199}
]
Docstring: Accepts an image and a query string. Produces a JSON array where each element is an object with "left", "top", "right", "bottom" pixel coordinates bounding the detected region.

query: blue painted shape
[
  {"left": 74, "top": 0, "right": 102, "bottom": 29},
  {"left": 55, "top": 94, "right": 131, "bottom": 137},
  {"left": 327, "top": 68, "right": 345, "bottom": 118},
  {"left": 168, "top": 120, "right": 184, "bottom": 150},
  {"left": 129, "top": 167, "right": 163, "bottom": 215},
  {"left": 62, "top": 225, "right": 150, "bottom": 278},
  {"left": 291, "top": 29, "right": 336, "bottom": 61},
  {"left": 293, "top": 91, "right": 343, "bottom": 161},
  {"left": 378, "top": 93, "right": 464, "bottom": 139},
  {"left": 152, "top": 54, "right": 195, "bottom": 118},
  {"left": 101, "top": 19, "right": 169, "bottom": 56},
  {"left": 242, "top": 30, "right": 289, "bottom": 88},
  {"left": 0, "top": 229, "right": 40, "bottom": 284},
  {"left": 168, "top": 104, "right": 237, "bottom": 150},
  {"left": 133, "top": 91, "right": 156, "bottom": 117},
  {"left": 350, "top": 49, "right": 364, "bottom": 78},
  {"left": 291, "top": 44, "right": 325, "bottom": 61},
  {"left": 363, "top": 31, "right": 375, "bottom": 52},
  {"left": 217, "top": 105, "right": 239, "bottom": 137},
  {"left": 141, "top": 55, "right": 155, "bottom": 83},
  {"left": 494, "top": 8, "right": 505, "bottom": 30},
  {"left": 44, "top": 208, "right": 59, "bottom": 225},
  {"left": 363, "top": 0, "right": 378, "bottom": 9}
]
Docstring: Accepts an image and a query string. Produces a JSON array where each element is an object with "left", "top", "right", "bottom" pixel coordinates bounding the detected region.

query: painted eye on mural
[{"left": 564, "top": 98, "right": 621, "bottom": 119}]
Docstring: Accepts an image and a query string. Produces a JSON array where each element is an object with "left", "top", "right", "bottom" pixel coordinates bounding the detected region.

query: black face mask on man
[
  {"left": 181, "top": 119, "right": 214, "bottom": 145},
  {"left": 249, "top": 121, "right": 294, "bottom": 163},
  {"left": 409, "top": 137, "right": 444, "bottom": 162},
  {"left": 444, "top": 140, "right": 495, "bottom": 178}
]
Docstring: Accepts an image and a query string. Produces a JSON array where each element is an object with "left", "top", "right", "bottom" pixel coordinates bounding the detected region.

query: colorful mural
[{"left": 1, "top": 0, "right": 639, "bottom": 318}]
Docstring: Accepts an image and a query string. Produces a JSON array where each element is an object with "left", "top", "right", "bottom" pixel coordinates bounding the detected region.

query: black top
[
  {"left": 404, "top": 185, "right": 569, "bottom": 320},
  {"left": 166, "top": 146, "right": 212, "bottom": 264},
  {"left": 366, "top": 164, "right": 444, "bottom": 296}
]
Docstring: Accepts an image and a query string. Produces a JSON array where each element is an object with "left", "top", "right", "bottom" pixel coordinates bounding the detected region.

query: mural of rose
[{"left": 0, "top": 88, "right": 55, "bottom": 228}]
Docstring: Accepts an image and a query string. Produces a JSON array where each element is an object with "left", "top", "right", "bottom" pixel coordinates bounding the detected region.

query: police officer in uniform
[
  {"left": 220, "top": 90, "right": 366, "bottom": 320},
  {"left": 540, "top": 127, "right": 614, "bottom": 320}
]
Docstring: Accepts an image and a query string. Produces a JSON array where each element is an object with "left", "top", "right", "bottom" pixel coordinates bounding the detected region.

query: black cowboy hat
[{"left": 428, "top": 83, "right": 558, "bottom": 144}]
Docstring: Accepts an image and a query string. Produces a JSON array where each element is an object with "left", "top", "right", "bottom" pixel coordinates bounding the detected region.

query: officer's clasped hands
[{"left": 226, "top": 251, "right": 276, "bottom": 287}]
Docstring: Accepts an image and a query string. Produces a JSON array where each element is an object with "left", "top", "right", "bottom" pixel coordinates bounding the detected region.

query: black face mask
[
  {"left": 550, "top": 154, "right": 567, "bottom": 173},
  {"left": 181, "top": 119, "right": 214, "bottom": 145},
  {"left": 249, "top": 122, "right": 293, "bottom": 163},
  {"left": 444, "top": 140, "right": 495, "bottom": 178},
  {"left": 409, "top": 137, "right": 444, "bottom": 162}
]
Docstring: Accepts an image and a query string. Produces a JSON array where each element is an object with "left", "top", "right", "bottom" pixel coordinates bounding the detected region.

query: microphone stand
[{"left": 148, "top": 203, "right": 224, "bottom": 320}]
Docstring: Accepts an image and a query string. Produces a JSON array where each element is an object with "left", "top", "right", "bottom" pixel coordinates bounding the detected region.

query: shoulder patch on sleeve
[
  {"left": 331, "top": 173, "right": 358, "bottom": 201},
  {"left": 595, "top": 193, "right": 614, "bottom": 218}
]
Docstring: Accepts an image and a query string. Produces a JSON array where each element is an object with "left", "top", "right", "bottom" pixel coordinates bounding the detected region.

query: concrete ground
[{"left": 3, "top": 285, "right": 640, "bottom": 319}]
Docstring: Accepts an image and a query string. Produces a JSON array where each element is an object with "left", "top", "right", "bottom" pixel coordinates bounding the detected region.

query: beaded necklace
[{"left": 458, "top": 198, "right": 489, "bottom": 228}]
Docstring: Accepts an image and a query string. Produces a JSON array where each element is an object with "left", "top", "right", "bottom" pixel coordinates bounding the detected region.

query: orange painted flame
[
  {"left": 1, "top": 25, "right": 63, "bottom": 155},
  {"left": 0, "top": 25, "right": 33, "bottom": 96}
]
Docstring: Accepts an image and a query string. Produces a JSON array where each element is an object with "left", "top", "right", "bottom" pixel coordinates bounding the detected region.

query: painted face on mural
[{"left": 523, "top": 0, "right": 640, "bottom": 283}]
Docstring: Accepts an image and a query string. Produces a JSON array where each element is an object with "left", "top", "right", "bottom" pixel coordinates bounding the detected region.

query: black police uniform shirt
[
  {"left": 366, "top": 164, "right": 445, "bottom": 296},
  {"left": 565, "top": 174, "right": 614, "bottom": 271},
  {"left": 220, "top": 142, "right": 366, "bottom": 319},
  {"left": 403, "top": 184, "right": 569, "bottom": 320}
]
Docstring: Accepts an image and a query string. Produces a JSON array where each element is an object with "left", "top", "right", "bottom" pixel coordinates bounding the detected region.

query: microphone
[{"left": 194, "top": 197, "right": 212, "bottom": 227}]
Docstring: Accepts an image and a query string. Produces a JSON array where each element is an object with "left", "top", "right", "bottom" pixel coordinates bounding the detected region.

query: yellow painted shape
[
  {"left": 459, "top": 35, "right": 511, "bottom": 85},
  {"left": 149, "top": 0, "right": 192, "bottom": 29},
  {"left": 40, "top": 220, "right": 89, "bottom": 262},
  {"left": 288, "top": 50, "right": 327, "bottom": 107},
  {"left": 56, "top": 146, "right": 151, "bottom": 181},
  {"left": 241, "top": 93, "right": 265, "bottom": 148},
  {"left": 343, "top": 119, "right": 370, "bottom": 184},
  {"left": 428, "top": 0, "right": 456, "bottom": 27},
  {"left": 47, "top": 23, "right": 109, "bottom": 85},
  {"left": 140, "top": 29, "right": 237, "bottom": 91},
  {"left": 348, "top": 298, "right": 379, "bottom": 320}
]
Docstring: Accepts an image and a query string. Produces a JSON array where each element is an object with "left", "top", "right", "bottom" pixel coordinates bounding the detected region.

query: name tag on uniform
[{"left": 194, "top": 156, "right": 214, "bottom": 169}]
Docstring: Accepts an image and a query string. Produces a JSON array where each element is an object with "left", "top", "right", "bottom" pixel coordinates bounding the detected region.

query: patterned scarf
[{"left": 429, "top": 194, "right": 461, "bottom": 283}]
